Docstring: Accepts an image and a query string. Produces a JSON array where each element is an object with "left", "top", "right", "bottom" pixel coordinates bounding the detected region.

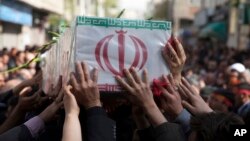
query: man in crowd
[{"left": 234, "top": 83, "right": 250, "bottom": 124}]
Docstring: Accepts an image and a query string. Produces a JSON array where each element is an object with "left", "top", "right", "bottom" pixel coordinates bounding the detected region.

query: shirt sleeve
[
  {"left": 24, "top": 116, "right": 45, "bottom": 138},
  {"left": 174, "top": 109, "right": 191, "bottom": 134}
]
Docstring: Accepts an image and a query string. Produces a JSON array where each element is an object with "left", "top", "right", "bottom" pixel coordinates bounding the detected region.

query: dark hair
[{"left": 190, "top": 112, "right": 244, "bottom": 141}]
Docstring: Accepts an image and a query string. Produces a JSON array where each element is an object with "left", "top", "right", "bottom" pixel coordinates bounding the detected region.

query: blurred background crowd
[{"left": 0, "top": 46, "right": 38, "bottom": 93}]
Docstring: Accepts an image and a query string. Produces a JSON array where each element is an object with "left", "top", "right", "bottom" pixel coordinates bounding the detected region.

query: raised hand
[
  {"left": 50, "top": 75, "right": 63, "bottom": 98},
  {"left": 178, "top": 77, "right": 213, "bottom": 115},
  {"left": 62, "top": 85, "right": 82, "bottom": 141},
  {"left": 38, "top": 88, "right": 64, "bottom": 123},
  {"left": 162, "top": 37, "right": 186, "bottom": 84},
  {"left": 0, "top": 88, "right": 47, "bottom": 134},
  {"left": 116, "top": 67, "right": 167, "bottom": 127},
  {"left": 156, "top": 74, "right": 183, "bottom": 119},
  {"left": 70, "top": 62, "right": 101, "bottom": 109},
  {"left": 115, "top": 68, "right": 154, "bottom": 108},
  {"left": 16, "top": 88, "right": 45, "bottom": 112},
  {"left": 63, "top": 85, "right": 80, "bottom": 116},
  {"left": 12, "top": 71, "right": 42, "bottom": 95}
]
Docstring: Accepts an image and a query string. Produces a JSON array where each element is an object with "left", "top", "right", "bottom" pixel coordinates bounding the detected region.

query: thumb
[
  {"left": 55, "top": 88, "right": 64, "bottom": 103},
  {"left": 64, "top": 85, "right": 73, "bottom": 96},
  {"left": 19, "top": 87, "right": 32, "bottom": 97},
  {"left": 29, "top": 89, "right": 42, "bottom": 100}
]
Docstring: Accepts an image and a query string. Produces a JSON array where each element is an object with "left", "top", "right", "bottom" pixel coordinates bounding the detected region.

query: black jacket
[
  {"left": 86, "top": 106, "right": 116, "bottom": 141},
  {"left": 0, "top": 125, "right": 33, "bottom": 141},
  {"left": 0, "top": 106, "right": 116, "bottom": 141},
  {"left": 137, "top": 122, "right": 185, "bottom": 141}
]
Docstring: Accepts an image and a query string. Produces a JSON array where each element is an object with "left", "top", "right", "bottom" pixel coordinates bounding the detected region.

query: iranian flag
[{"left": 42, "top": 16, "right": 172, "bottom": 93}]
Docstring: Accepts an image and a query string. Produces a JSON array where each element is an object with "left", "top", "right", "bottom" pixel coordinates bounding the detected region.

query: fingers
[
  {"left": 167, "top": 74, "right": 175, "bottom": 86},
  {"left": 166, "top": 43, "right": 181, "bottom": 66},
  {"left": 162, "top": 75, "right": 174, "bottom": 93},
  {"left": 19, "top": 87, "right": 32, "bottom": 96},
  {"left": 182, "top": 100, "right": 194, "bottom": 113},
  {"left": 22, "top": 89, "right": 45, "bottom": 108},
  {"left": 70, "top": 73, "right": 78, "bottom": 88},
  {"left": 81, "top": 62, "right": 90, "bottom": 82},
  {"left": 130, "top": 67, "right": 142, "bottom": 84},
  {"left": 75, "top": 62, "right": 85, "bottom": 83},
  {"left": 179, "top": 82, "right": 193, "bottom": 98},
  {"left": 181, "top": 77, "right": 197, "bottom": 95},
  {"left": 167, "top": 43, "right": 180, "bottom": 64},
  {"left": 29, "top": 90, "right": 42, "bottom": 104},
  {"left": 93, "top": 68, "right": 98, "bottom": 83},
  {"left": 35, "top": 92, "right": 48, "bottom": 107},
  {"left": 74, "top": 62, "right": 96, "bottom": 83},
  {"left": 115, "top": 75, "right": 133, "bottom": 92},
  {"left": 55, "top": 88, "right": 64, "bottom": 103},
  {"left": 162, "top": 75, "right": 170, "bottom": 84},
  {"left": 173, "top": 37, "right": 186, "bottom": 62},
  {"left": 123, "top": 69, "right": 137, "bottom": 87},
  {"left": 142, "top": 69, "right": 149, "bottom": 84},
  {"left": 92, "top": 67, "right": 99, "bottom": 83},
  {"left": 155, "top": 82, "right": 172, "bottom": 100},
  {"left": 162, "top": 47, "right": 171, "bottom": 65},
  {"left": 63, "top": 85, "right": 73, "bottom": 105},
  {"left": 177, "top": 85, "right": 188, "bottom": 100},
  {"left": 64, "top": 85, "right": 73, "bottom": 96}
]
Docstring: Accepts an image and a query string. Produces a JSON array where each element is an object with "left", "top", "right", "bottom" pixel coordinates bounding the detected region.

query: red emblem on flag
[{"left": 95, "top": 30, "right": 148, "bottom": 76}]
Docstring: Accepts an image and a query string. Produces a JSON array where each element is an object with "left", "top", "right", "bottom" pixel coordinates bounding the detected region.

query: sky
[{"left": 117, "top": 0, "right": 151, "bottom": 19}]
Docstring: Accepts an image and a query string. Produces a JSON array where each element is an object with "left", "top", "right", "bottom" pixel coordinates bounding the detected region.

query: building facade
[{"left": 0, "top": 0, "right": 64, "bottom": 50}]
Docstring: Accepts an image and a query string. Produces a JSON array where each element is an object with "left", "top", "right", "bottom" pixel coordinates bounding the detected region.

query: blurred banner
[{"left": 0, "top": 0, "right": 32, "bottom": 26}]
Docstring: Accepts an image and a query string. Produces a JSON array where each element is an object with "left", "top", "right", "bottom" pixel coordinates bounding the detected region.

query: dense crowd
[
  {"left": 0, "top": 46, "right": 39, "bottom": 93},
  {"left": 0, "top": 37, "right": 249, "bottom": 141}
]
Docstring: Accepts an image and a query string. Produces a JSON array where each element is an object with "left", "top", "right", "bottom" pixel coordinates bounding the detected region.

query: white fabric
[{"left": 230, "top": 63, "right": 246, "bottom": 73}]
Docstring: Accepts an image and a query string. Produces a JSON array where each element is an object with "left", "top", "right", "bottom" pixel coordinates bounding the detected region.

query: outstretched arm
[
  {"left": 116, "top": 68, "right": 166, "bottom": 127},
  {"left": 0, "top": 88, "right": 43, "bottom": 134},
  {"left": 116, "top": 68, "right": 185, "bottom": 141},
  {"left": 162, "top": 37, "right": 186, "bottom": 84},
  {"left": 62, "top": 85, "right": 81, "bottom": 141},
  {"left": 178, "top": 77, "right": 213, "bottom": 115},
  {"left": 70, "top": 62, "right": 116, "bottom": 141}
]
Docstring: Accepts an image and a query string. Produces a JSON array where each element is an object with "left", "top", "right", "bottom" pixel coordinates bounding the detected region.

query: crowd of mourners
[
  {"left": 0, "top": 37, "right": 249, "bottom": 141},
  {"left": 0, "top": 46, "right": 39, "bottom": 93}
]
